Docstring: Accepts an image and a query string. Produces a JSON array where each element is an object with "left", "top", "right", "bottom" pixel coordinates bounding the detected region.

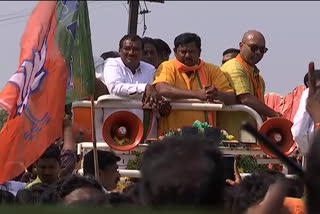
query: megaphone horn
[
  {"left": 259, "top": 117, "right": 296, "bottom": 158},
  {"left": 102, "top": 111, "right": 144, "bottom": 151}
]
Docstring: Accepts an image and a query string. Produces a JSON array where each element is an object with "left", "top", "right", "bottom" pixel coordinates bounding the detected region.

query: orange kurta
[{"left": 153, "top": 59, "right": 233, "bottom": 135}]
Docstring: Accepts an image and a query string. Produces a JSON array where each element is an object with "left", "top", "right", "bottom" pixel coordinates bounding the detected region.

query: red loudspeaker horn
[
  {"left": 259, "top": 117, "right": 296, "bottom": 158},
  {"left": 102, "top": 111, "right": 143, "bottom": 151}
]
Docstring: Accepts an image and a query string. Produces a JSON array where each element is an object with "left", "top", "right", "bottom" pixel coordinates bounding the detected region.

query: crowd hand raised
[
  {"left": 225, "top": 156, "right": 241, "bottom": 186},
  {"left": 307, "top": 62, "right": 320, "bottom": 123},
  {"left": 63, "top": 114, "right": 72, "bottom": 129}
]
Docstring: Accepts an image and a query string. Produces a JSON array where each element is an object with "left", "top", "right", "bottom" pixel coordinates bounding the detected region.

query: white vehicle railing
[
  {"left": 73, "top": 95, "right": 301, "bottom": 177},
  {"left": 73, "top": 95, "right": 263, "bottom": 128}
]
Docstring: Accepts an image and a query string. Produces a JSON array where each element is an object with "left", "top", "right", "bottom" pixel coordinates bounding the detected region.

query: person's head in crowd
[
  {"left": 108, "top": 191, "right": 135, "bottom": 208},
  {"left": 60, "top": 175, "right": 107, "bottom": 206},
  {"left": 142, "top": 37, "right": 159, "bottom": 68},
  {"left": 40, "top": 175, "right": 107, "bottom": 207},
  {"left": 83, "top": 150, "right": 121, "bottom": 191},
  {"left": 222, "top": 48, "right": 240, "bottom": 65},
  {"left": 306, "top": 129, "right": 320, "bottom": 214},
  {"left": 16, "top": 183, "right": 49, "bottom": 205},
  {"left": 173, "top": 32, "right": 202, "bottom": 67},
  {"left": 16, "top": 189, "right": 31, "bottom": 205},
  {"left": 100, "top": 51, "right": 120, "bottom": 60},
  {"left": 121, "top": 183, "right": 141, "bottom": 206},
  {"left": 154, "top": 38, "right": 171, "bottom": 64},
  {"left": 0, "top": 190, "right": 15, "bottom": 205},
  {"left": 139, "top": 135, "right": 225, "bottom": 207},
  {"left": 119, "top": 34, "right": 144, "bottom": 73},
  {"left": 225, "top": 170, "right": 286, "bottom": 214},
  {"left": 239, "top": 30, "right": 267, "bottom": 66},
  {"left": 36, "top": 144, "right": 60, "bottom": 185},
  {"left": 286, "top": 177, "right": 304, "bottom": 198}
]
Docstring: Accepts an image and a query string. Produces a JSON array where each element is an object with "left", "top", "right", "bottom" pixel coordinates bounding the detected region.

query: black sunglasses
[{"left": 245, "top": 43, "right": 268, "bottom": 54}]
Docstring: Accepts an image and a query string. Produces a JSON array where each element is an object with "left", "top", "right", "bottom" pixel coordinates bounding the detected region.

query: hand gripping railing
[
  {"left": 72, "top": 95, "right": 263, "bottom": 128},
  {"left": 73, "top": 95, "right": 268, "bottom": 178}
]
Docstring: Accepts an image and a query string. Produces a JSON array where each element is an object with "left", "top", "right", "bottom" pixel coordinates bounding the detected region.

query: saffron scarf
[
  {"left": 235, "top": 54, "right": 263, "bottom": 101},
  {"left": 173, "top": 58, "right": 215, "bottom": 126}
]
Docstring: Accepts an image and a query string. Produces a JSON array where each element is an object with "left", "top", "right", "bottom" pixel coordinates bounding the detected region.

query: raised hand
[
  {"left": 225, "top": 156, "right": 241, "bottom": 186},
  {"left": 306, "top": 62, "right": 320, "bottom": 123}
]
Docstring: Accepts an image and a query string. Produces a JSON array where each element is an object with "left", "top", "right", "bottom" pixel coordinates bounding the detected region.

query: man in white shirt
[
  {"left": 102, "top": 34, "right": 169, "bottom": 139},
  {"left": 292, "top": 70, "right": 320, "bottom": 154}
]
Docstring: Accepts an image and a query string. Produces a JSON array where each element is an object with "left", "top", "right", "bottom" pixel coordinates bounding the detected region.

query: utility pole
[{"left": 127, "top": 0, "right": 139, "bottom": 35}]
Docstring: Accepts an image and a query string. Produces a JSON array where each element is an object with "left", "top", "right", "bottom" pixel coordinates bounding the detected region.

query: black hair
[
  {"left": 0, "top": 190, "right": 16, "bottom": 205},
  {"left": 139, "top": 136, "right": 224, "bottom": 207},
  {"left": 174, "top": 32, "right": 201, "bottom": 50},
  {"left": 154, "top": 38, "right": 171, "bottom": 56},
  {"left": 223, "top": 48, "right": 240, "bottom": 56},
  {"left": 39, "top": 175, "right": 104, "bottom": 206},
  {"left": 286, "top": 177, "right": 304, "bottom": 198},
  {"left": 16, "top": 183, "right": 50, "bottom": 205},
  {"left": 83, "top": 150, "right": 120, "bottom": 176},
  {"left": 100, "top": 51, "right": 120, "bottom": 60},
  {"left": 58, "top": 175, "right": 103, "bottom": 199},
  {"left": 142, "top": 37, "right": 158, "bottom": 51},
  {"left": 119, "top": 34, "right": 144, "bottom": 50},
  {"left": 39, "top": 144, "right": 60, "bottom": 161},
  {"left": 225, "top": 170, "right": 286, "bottom": 214},
  {"left": 108, "top": 192, "right": 135, "bottom": 208}
]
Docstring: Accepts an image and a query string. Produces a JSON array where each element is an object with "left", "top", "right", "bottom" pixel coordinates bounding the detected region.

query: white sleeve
[
  {"left": 291, "top": 89, "right": 313, "bottom": 153},
  {"left": 104, "top": 62, "right": 147, "bottom": 96},
  {"left": 94, "top": 56, "right": 105, "bottom": 84}
]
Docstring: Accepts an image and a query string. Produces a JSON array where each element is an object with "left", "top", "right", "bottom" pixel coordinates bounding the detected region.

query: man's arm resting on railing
[
  {"left": 215, "top": 91, "right": 237, "bottom": 105},
  {"left": 238, "top": 93, "right": 281, "bottom": 118},
  {"left": 154, "top": 82, "right": 206, "bottom": 100}
]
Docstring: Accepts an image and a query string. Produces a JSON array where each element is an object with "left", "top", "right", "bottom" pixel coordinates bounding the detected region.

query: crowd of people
[{"left": 0, "top": 29, "right": 319, "bottom": 214}]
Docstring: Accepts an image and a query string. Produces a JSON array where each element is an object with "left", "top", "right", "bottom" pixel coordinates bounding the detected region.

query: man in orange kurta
[{"left": 153, "top": 33, "right": 236, "bottom": 135}]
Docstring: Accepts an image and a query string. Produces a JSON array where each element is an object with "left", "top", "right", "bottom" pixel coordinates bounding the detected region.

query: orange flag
[{"left": 0, "top": 0, "right": 94, "bottom": 183}]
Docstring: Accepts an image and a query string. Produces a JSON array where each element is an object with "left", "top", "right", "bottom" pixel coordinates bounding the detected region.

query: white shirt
[
  {"left": 0, "top": 181, "right": 26, "bottom": 196},
  {"left": 102, "top": 57, "right": 157, "bottom": 139},
  {"left": 104, "top": 57, "right": 156, "bottom": 96},
  {"left": 291, "top": 88, "right": 314, "bottom": 154},
  {"left": 94, "top": 56, "right": 105, "bottom": 84}
]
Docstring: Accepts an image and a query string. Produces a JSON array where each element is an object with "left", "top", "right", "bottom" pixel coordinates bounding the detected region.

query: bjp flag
[{"left": 0, "top": 0, "right": 95, "bottom": 183}]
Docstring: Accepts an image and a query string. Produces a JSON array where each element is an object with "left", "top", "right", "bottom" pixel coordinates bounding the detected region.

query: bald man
[{"left": 221, "top": 30, "right": 281, "bottom": 119}]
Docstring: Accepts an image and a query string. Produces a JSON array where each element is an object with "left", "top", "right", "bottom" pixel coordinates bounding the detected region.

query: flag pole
[{"left": 90, "top": 96, "right": 99, "bottom": 180}]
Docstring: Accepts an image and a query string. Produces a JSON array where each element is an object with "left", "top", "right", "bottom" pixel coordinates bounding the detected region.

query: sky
[{"left": 0, "top": 1, "right": 319, "bottom": 96}]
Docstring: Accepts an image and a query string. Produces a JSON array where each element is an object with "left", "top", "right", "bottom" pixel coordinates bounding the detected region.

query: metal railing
[
  {"left": 73, "top": 95, "right": 263, "bottom": 128},
  {"left": 73, "top": 95, "right": 301, "bottom": 177}
]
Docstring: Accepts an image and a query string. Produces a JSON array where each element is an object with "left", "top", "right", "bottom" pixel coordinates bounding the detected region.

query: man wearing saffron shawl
[
  {"left": 153, "top": 32, "right": 236, "bottom": 135},
  {"left": 221, "top": 30, "right": 281, "bottom": 119}
]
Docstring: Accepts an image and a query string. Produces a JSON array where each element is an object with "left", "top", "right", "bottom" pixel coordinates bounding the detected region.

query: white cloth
[
  {"left": 101, "top": 57, "right": 157, "bottom": 139},
  {"left": 0, "top": 181, "right": 26, "bottom": 196},
  {"left": 94, "top": 56, "right": 105, "bottom": 84},
  {"left": 104, "top": 57, "right": 156, "bottom": 96},
  {"left": 291, "top": 88, "right": 314, "bottom": 154}
]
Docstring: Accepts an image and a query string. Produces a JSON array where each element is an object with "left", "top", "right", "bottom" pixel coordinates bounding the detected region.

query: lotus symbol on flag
[{"left": 8, "top": 39, "right": 48, "bottom": 116}]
